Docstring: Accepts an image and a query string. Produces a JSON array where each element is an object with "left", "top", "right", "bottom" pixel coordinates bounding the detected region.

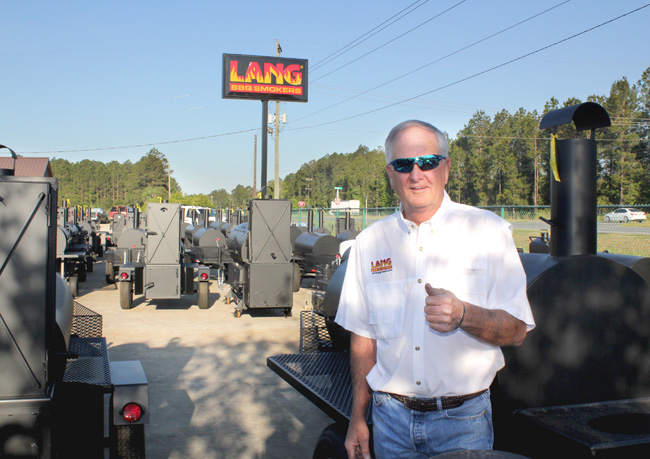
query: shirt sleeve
[
  {"left": 487, "top": 218, "right": 536, "bottom": 330},
  {"left": 334, "top": 238, "right": 376, "bottom": 339}
]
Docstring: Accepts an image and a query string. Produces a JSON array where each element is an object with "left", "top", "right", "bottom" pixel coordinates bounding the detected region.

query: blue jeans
[{"left": 371, "top": 390, "right": 493, "bottom": 458}]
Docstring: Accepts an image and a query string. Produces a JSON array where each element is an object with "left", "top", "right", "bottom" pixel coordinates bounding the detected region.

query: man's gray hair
[{"left": 384, "top": 120, "right": 449, "bottom": 163}]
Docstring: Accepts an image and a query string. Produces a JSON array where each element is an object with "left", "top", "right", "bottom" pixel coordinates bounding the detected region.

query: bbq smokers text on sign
[{"left": 222, "top": 53, "right": 308, "bottom": 102}]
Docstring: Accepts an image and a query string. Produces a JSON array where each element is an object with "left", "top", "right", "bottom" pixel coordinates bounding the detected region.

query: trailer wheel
[
  {"left": 120, "top": 281, "right": 133, "bottom": 310},
  {"left": 111, "top": 424, "right": 145, "bottom": 459},
  {"left": 106, "top": 261, "right": 115, "bottom": 283},
  {"left": 198, "top": 282, "right": 209, "bottom": 309},
  {"left": 78, "top": 263, "right": 87, "bottom": 282},
  {"left": 69, "top": 276, "right": 79, "bottom": 297},
  {"left": 313, "top": 423, "right": 348, "bottom": 459}
]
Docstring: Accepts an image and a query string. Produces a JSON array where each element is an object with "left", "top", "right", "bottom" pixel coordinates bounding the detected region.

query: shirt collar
[{"left": 396, "top": 190, "right": 451, "bottom": 231}]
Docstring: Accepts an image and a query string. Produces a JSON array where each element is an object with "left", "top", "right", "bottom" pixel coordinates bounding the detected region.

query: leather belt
[{"left": 386, "top": 389, "right": 487, "bottom": 412}]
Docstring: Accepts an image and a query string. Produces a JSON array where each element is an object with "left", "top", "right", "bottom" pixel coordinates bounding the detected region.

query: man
[{"left": 335, "top": 120, "right": 535, "bottom": 458}]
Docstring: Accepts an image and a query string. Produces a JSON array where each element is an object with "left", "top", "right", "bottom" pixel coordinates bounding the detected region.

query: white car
[{"left": 603, "top": 208, "right": 647, "bottom": 223}]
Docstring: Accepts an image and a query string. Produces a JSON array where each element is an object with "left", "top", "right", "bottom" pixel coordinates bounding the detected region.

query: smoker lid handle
[{"left": 539, "top": 216, "right": 556, "bottom": 227}]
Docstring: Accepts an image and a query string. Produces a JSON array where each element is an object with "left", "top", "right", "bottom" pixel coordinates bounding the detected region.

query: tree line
[
  {"left": 52, "top": 65, "right": 650, "bottom": 210},
  {"left": 52, "top": 148, "right": 179, "bottom": 209}
]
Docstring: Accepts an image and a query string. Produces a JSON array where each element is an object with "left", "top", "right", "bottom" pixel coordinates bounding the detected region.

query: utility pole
[
  {"left": 253, "top": 134, "right": 258, "bottom": 198},
  {"left": 167, "top": 160, "right": 171, "bottom": 202},
  {"left": 274, "top": 40, "right": 282, "bottom": 199}
]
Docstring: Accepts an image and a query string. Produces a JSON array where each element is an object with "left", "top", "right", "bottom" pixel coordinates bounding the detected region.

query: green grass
[{"left": 514, "top": 229, "right": 650, "bottom": 257}]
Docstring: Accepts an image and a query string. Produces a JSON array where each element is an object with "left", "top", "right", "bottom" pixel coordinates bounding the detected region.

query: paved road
[
  {"left": 77, "top": 257, "right": 331, "bottom": 459},
  {"left": 512, "top": 221, "right": 650, "bottom": 235}
]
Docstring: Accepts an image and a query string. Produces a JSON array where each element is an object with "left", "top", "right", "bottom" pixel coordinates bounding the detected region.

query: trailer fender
[
  {"left": 110, "top": 361, "right": 149, "bottom": 426},
  {"left": 197, "top": 265, "right": 211, "bottom": 283},
  {"left": 118, "top": 263, "right": 144, "bottom": 294}
]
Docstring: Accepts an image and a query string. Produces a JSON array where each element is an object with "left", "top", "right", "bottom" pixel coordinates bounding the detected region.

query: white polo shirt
[{"left": 335, "top": 191, "right": 535, "bottom": 397}]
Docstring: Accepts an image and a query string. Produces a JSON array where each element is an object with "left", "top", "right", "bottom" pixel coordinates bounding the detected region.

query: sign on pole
[{"left": 222, "top": 53, "right": 308, "bottom": 102}]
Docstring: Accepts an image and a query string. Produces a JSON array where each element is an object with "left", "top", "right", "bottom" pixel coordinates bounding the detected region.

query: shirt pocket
[
  {"left": 442, "top": 260, "right": 488, "bottom": 303},
  {"left": 367, "top": 282, "right": 406, "bottom": 340}
]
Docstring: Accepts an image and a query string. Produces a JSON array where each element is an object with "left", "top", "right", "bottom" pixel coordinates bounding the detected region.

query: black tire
[
  {"left": 313, "top": 423, "right": 348, "bottom": 459},
  {"left": 87, "top": 257, "right": 94, "bottom": 273},
  {"left": 120, "top": 281, "right": 133, "bottom": 310},
  {"left": 111, "top": 424, "right": 146, "bottom": 459},
  {"left": 78, "top": 263, "right": 87, "bottom": 282},
  {"left": 198, "top": 281, "right": 209, "bottom": 309},
  {"left": 106, "top": 261, "right": 115, "bottom": 283},
  {"left": 69, "top": 276, "right": 79, "bottom": 298},
  {"left": 623, "top": 216, "right": 629, "bottom": 223},
  {"left": 604, "top": 216, "right": 611, "bottom": 223}
]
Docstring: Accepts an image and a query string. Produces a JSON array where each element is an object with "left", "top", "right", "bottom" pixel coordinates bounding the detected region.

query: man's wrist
[{"left": 455, "top": 301, "right": 466, "bottom": 330}]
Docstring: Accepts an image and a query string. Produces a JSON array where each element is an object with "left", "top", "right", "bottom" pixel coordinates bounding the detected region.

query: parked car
[
  {"left": 90, "top": 207, "right": 108, "bottom": 223},
  {"left": 109, "top": 205, "right": 134, "bottom": 220},
  {"left": 603, "top": 208, "right": 647, "bottom": 223}
]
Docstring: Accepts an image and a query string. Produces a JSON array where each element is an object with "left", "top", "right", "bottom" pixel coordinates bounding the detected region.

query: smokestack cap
[{"left": 540, "top": 102, "right": 611, "bottom": 132}]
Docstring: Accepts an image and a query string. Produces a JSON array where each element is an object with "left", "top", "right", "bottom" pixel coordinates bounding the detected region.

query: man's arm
[
  {"left": 424, "top": 284, "right": 527, "bottom": 346},
  {"left": 345, "top": 332, "right": 376, "bottom": 459}
]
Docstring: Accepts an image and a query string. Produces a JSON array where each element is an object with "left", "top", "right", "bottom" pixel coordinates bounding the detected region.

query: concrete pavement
[{"left": 76, "top": 256, "right": 332, "bottom": 458}]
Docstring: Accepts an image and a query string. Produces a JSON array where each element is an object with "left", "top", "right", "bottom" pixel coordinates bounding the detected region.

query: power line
[
  {"left": 294, "top": 0, "right": 571, "bottom": 124},
  {"left": 456, "top": 134, "right": 647, "bottom": 143},
  {"left": 311, "top": 0, "right": 467, "bottom": 83},
  {"left": 22, "top": 128, "right": 258, "bottom": 155},
  {"left": 288, "top": 3, "right": 650, "bottom": 132},
  {"left": 310, "top": 0, "right": 430, "bottom": 73}
]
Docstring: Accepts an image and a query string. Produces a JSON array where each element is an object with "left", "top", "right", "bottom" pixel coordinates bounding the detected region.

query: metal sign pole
[{"left": 261, "top": 100, "right": 268, "bottom": 196}]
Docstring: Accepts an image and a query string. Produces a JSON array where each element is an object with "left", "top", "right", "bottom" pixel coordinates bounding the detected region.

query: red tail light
[
  {"left": 121, "top": 403, "right": 143, "bottom": 423},
  {"left": 200, "top": 273, "right": 208, "bottom": 280}
]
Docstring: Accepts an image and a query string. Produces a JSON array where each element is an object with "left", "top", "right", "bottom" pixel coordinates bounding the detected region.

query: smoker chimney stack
[{"left": 539, "top": 102, "right": 611, "bottom": 257}]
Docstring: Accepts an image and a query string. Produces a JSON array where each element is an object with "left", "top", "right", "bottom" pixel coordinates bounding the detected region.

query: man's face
[{"left": 385, "top": 126, "right": 450, "bottom": 224}]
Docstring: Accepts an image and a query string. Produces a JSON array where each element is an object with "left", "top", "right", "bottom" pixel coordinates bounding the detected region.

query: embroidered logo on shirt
[{"left": 371, "top": 258, "right": 392, "bottom": 274}]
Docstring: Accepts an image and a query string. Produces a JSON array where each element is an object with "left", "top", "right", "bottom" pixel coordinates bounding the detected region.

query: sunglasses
[{"left": 389, "top": 154, "right": 447, "bottom": 173}]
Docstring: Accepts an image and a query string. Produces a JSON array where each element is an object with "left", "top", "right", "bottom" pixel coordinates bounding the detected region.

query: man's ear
[{"left": 385, "top": 164, "right": 395, "bottom": 190}]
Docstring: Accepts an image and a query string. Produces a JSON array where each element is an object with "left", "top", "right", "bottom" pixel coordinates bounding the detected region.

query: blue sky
[{"left": 2, "top": 0, "right": 649, "bottom": 197}]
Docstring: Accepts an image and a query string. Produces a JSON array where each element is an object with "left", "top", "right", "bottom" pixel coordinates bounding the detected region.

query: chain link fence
[{"left": 291, "top": 205, "right": 650, "bottom": 257}]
